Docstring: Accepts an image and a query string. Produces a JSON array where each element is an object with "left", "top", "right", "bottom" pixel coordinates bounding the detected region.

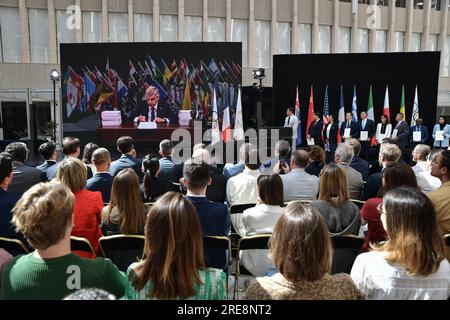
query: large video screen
[{"left": 60, "top": 42, "right": 242, "bottom": 146}]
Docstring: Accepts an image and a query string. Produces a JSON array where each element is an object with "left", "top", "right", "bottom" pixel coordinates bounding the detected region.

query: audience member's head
[
  {"left": 38, "top": 141, "right": 57, "bottom": 161},
  {"left": 62, "top": 137, "right": 81, "bottom": 158},
  {"left": 381, "top": 137, "right": 396, "bottom": 144},
  {"left": 129, "top": 192, "right": 205, "bottom": 299},
  {"left": 192, "top": 148, "right": 212, "bottom": 165},
  {"left": 105, "top": 168, "right": 144, "bottom": 234},
  {"left": 257, "top": 174, "right": 284, "bottom": 207},
  {"left": 5, "top": 142, "right": 28, "bottom": 163},
  {"left": 237, "top": 143, "right": 251, "bottom": 162},
  {"left": 308, "top": 146, "right": 326, "bottom": 166},
  {"left": 291, "top": 150, "right": 309, "bottom": 169},
  {"left": 0, "top": 152, "right": 14, "bottom": 189},
  {"left": 378, "top": 162, "right": 418, "bottom": 197},
  {"left": 64, "top": 288, "right": 116, "bottom": 300},
  {"left": 116, "top": 136, "right": 135, "bottom": 155},
  {"left": 274, "top": 140, "right": 291, "bottom": 160},
  {"left": 270, "top": 202, "right": 331, "bottom": 282},
  {"left": 379, "top": 143, "right": 401, "bottom": 167},
  {"left": 245, "top": 145, "right": 260, "bottom": 170},
  {"left": 379, "top": 187, "right": 445, "bottom": 276},
  {"left": 346, "top": 138, "right": 362, "bottom": 158},
  {"left": 318, "top": 163, "right": 350, "bottom": 207},
  {"left": 142, "top": 154, "right": 160, "bottom": 200},
  {"left": 412, "top": 144, "right": 430, "bottom": 163},
  {"left": 12, "top": 180, "right": 74, "bottom": 250},
  {"left": 431, "top": 150, "right": 450, "bottom": 183},
  {"left": 91, "top": 148, "right": 111, "bottom": 172},
  {"left": 193, "top": 143, "right": 206, "bottom": 151},
  {"left": 183, "top": 159, "right": 211, "bottom": 194},
  {"left": 334, "top": 143, "right": 354, "bottom": 164},
  {"left": 82, "top": 142, "right": 99, "bottom": 165},
  {"left": 56, "top": 157, "right": 87, "bottom": 193},
  {"left": 159, "top": 139, "right": 173, "bottom": 157}
]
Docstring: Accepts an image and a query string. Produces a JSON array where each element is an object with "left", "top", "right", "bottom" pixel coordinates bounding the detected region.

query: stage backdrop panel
[
  {"left": 60, "top": 42, "right": 241, "bottom": 146},
  {"left": 273, "top": 52, "right": 440, "bottom": 145}
]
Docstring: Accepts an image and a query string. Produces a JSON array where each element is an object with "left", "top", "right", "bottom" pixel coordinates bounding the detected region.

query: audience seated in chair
[
  {"left": 82, "top": 142, "right": 99, "bottom": 180},
  {"left": 346, "top": 138, "right": 370, "bottom": 182},
  {"left": 124, "top": 192, "right": 227, "bottom": 300},
  {"left": 276, "top": 149, "right": 319, "bottom": 202},
  {"left": 360, "top": 163, "right": 418, "bottom": 252},
  {"left": 183, "top": 159, "right": 230, "bottom": 270},
  {"left": 334, "top": 143, "right": 364, "bottom": 200},
  {"left": 245, "top": 201, "right": 363, "bottom": 300},
  {"left": 310, "top": 163, "right": 361, "bottom": 236},
  {"left": 158, "top": 139, "right": 183, "bottom": 183},
  {"left": 351, "top": 187, "right": 450, "bottom": 300},
  {"left": 223, "top": 143, "right": 248, "bottom": 179},
  {"left": 0, "top": 180, "right": 125, "bottom": 300},
  {"left": 109, "top": 136, "right": 142, "bottom": 178},
  {"left": 101, "top": 169, "right": 146, "bottom": 236},
  {"left": 56, "top": 157, "right": 103, "bottom": 258},
  {"left": 36, "top": 141, "right": 58, "bottom": 181},
  {"left": 260, "top": 140, "right": 291, "bottom": 175},
  {"left": 86, "top": 148, "right": 114, "bottom": 203},
  {"left": 239, "top": 174, "right": 285, "bottom": 276},
  {"left": 305, "top": 145, "right": 326, "bottom": 177},
  {"left": 140, "top": 153, "right": 173, "bottom": 202}
]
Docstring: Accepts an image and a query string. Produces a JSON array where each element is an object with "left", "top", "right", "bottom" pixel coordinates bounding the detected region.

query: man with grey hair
[
  {"left": 158, "top": 139, "right": 183, "bottom": 183},
  {"left": 133, "top": 85, "right": 178, "bottom": 124},
  {"left": 260, "top": 139, "right": 291, "bottom": 175},
  {"left": 411, "top": 144, "right": 441, "bottom": 193},
  {"left": 86, "top": 148, "right": 114, "bottom": 202},
  {"left": 334, "top": 143, "right": 364, "bottom": 200}
]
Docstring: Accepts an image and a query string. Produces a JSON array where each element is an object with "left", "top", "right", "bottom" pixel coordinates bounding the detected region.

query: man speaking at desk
[{"left": 133, "top": 86, "right": 179, "bottom": 124}]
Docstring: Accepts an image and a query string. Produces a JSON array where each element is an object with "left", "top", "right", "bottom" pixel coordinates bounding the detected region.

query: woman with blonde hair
[
  {"left": 351, "top": 187, "right": 450, "bottom": 299},
  {"left": 310, "top": 163, "right": 360, "bottom": 235},
  {"left": 102, "top": 168, "right": 146, "bottom": 235},
  {"left": 245, "top": 201, "right": 363, "bottom": 300},
  {"left": 125, "top": 192, "right": 227, "bottom": 300}
]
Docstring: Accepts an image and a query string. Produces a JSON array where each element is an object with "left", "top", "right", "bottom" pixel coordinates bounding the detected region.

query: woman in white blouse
[
  {"left": 350, "top": 187, "right": 450, "bottom": 300},
  {"left": 239, "top": 174, "right": 285, "bottom": 276},
  {"left": 375, "top": 113, "right": 392, "bottom": 145}
]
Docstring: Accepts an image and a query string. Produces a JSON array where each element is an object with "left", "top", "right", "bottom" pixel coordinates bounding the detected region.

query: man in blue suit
[
  {"left": 37, "top": 141, "right": 58, "bottom": 181},
  {"left": 158, "top": 139, "right": 183, "bottom": 183},
  {"left": 183, "top": 159, "right": 231, "bottom": 270},
  {"left": 410, "top": 118, "right": 429, "bottom": 152},
  {"left": 356, "top": 111, "right": 376, "bottom": 161},
  {"left": 340, "top": 112, "right": 358, "bottom": 141},
  {"left": 109, "top": 136, "right": 142, "bottom": 178},
  {"left": 86, "top": 148, "right": 114, "bottom": 203},
  {"left": 0, "top": 152, "right": 22, "bottom": 239},
  {"left": 346, "top": 138, "right": 370, "bottom": 181}
]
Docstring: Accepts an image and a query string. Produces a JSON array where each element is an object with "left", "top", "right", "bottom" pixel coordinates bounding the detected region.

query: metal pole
[{"left": 53, "top": 80, "right": 56, "bottom": 142}]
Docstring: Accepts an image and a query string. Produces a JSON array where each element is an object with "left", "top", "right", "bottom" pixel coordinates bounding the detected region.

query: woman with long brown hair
[
  {"left": 124, "top": 192, "right": 227, "bottom": 300},
  {"left": 351, "top": 187, "right": 450, "bottom": 300},
  {"left": 101, "top": 168, "right": 146, "bottom": 235},
  {"left": 310, "top": 163, "right": 360, "bottom": 235}
]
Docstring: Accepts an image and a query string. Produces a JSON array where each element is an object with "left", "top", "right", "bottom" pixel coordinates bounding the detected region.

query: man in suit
[
  {"left": 393, "top": 113, "right": 410, "bottom": 162},
  {"left": 62, "top": 136, "right": 81, "bottom": 159},
  {"left": 183, "top": 159, "right": 230, "bottom": 270},
  {"left": 37, "top": 141, "right": 58, "bottom": 181},
  {"left": 356, "top": 111, "right": 375, "bottom": 161},
  {"left": 409, "top": 118, "right": 429, "bottom": 155},
  {"left": 133, "top": 86, "right": 178, "bottom": 124},
  {"left": 283, "top": 107, "right": 299, "bottom": 150},
  {"left": 340, "top": 112, "right": 357, "bottom": 140},
  {"left": 158, "top": 139, "right": 183, "bottom": 183},
  {"left": 5, "top": 142, "right": 45, "bottom": 196},
  {"left": 109, "top": 136, "right": 142, "bottom": 178},
  {"left": 307, "top": 112, "right": 324, "bottom": 148},
  {"left": 277, "top": 150, "right": 319, "bottom": 202},
  {"left": 0, "top": 152, "right": 22, "bottom": 239},
  {"left": 334, "top": 143, "right": 364, "bottom": 200},
  {"left": 346, "top": 138, "right": 370, "bottom": 181},
  {"left": 86, "top": 148, "right": 114, "bottom": 203},
  {"left": 362, "top": 142, "right": 401, "bottom": 200},
  {"left": 324, "top": 114, "right": 339, "bottom": 163}
]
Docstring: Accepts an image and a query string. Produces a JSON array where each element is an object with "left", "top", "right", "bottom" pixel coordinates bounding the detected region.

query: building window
[
  {"left": 208, "top": 17, "right": 225, "bottom": 42},
  {"left": 428, "top": 34, "right": 438, "bottom": 51},
  {"left": 184, "top": 16, "right": 202, "bottom": 41},
  {"left": 431, "top": 0, "right": 441, "bottom": 10},
  {"left": 338, "top": 27, "right": 351, "bottom": 53},
  {"left": 160, "top": 15, "right": 178, "bottom": 41},
  {"left": 231, "top": 19, "right": 248, "bottom": 67},
  {"left": 109, "top": 13, "right": 128, "bottom": 42},
  {"left": 318, "top": 25, "right": 331, "bottom": 53},
  {"left": 29, "top": 9, "right": 50, "bottom": 63},
  {"left": 252, "top": 20, "right": 270, "bottom": 68},
  {"left": 375, "top": 30, "right": 387, "bottom": 53},
  {"left": 134, "top": 14, "right": 152, "bottom": 42},
  {"left": 276, "top": 22, "right": 291, "bottom": 54},
  {"left": 357, "top": 29, "right": 369, "bottom": 53},
  {"left": 56, "top": 10, "right": 76, "bottom": 61},
  {"left": 411, "top": 32, "right": 421, "bottom": 52},
  {"left": 0, "top": 7, "right": 21, "bottom": 63},
  {"left": 83, "top": 11, "right": 102, "bottom": 43},
  {"left": 298, "top": 23, "right": 312, "bottom": 54},
  {"left": 394, "top": 31, "right": 404, "bottom": 52},
  {"left": 444, "top": 36, "right": 450, "bottom": 77}
]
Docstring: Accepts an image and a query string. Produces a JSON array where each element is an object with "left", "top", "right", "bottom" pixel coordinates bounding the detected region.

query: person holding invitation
[
  {"left": 375, "top": 114, "right": 392, "bottom": 145},
  {"left": 432, "top": 116, "right": 450, "bottom": 150},
  {"left": 356, "top": 111, "right": 375, "bottom": 161},
  {"left": 410, "top": 118, "right": 429, "bottom": 151},
  {"left": 340, "top": 112, "right": 357, "bottom": 141}
]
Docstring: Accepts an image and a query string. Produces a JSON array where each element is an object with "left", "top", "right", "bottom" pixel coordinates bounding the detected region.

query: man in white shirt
[
  {"left": 276, "top": 150, "right": 319, "bottom": 202},
  {"left": 283, "top": 107, "right": 299, "bottom": 150},
  {"left": 411, "top": 144, "right": 441, "bottom": 193}
]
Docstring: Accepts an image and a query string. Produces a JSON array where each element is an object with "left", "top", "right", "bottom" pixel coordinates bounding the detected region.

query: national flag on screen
[
  {"left": 338, "top": 85, "right": 345, "bottom": 143},
  {"left": 182, "top": 79, "right": 191, "bottom": 110},
  {"left": 383, "top": 85, "right": 390, "bottom": 121},
  {"left": 411, "top": 85, "right": 419, "bottom": 127},
  {"left": 306, "top": 85, "right": 315, "bottom": 137},
  {"left": 83, "top": 72, "right": 96, "bottom": 112},
  {"left": 295, "top": 85, "right": 302, "bottom": 146},
  {"left": 351, "top": 85, "right": 358, "bottom": 122},
  {"left": 209, "top": 59, "right": 220, "bottom": 78},
  {"left": 367, "top": 85, "right": 376, "bottom": 146},
  {"left": 233, "top": 87, "right": 245, "bottom": 141},
  {"left": 129, "top": 60, "right": 138, "bottom": 85},
  {"left": 117, "top": 76, "right": 128, "bottom": 100}
]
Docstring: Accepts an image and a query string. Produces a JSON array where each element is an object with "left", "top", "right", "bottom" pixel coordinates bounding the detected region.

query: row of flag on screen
[{"left": 295, "top": 84, "right": 420, "bottom": 146}]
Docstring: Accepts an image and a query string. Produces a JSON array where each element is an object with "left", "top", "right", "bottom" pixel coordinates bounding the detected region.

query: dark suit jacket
[
  {"left": 187, "top": 196, "right": 231, "bottom": 270},
  {"left": 134, "top": 99, "right": 178, "bottom": 124},
  {"left": 409, "top": 125, "right": 429, "bottom": 144},
  {"left": 140, "top": 176, "right": 175, "bottom": 202},
  {"left": 37, "top": 160, "right": 57, "bottom": 181},
  {"left": 305, "top": 161, "right": 324, "bottom": 177},
  {"left": 308, "top": 119, "right": 324, "bottom": 146},
  {"left": 362, "top": 170, "right": 383, "bottom": 201},
  {"left": 350, "top": 157, "right": 370, "bottom": 182},
  {"left": 394, "top": 121, "right": 410, "bottom": 149},
  {"left": 340, "top": 121, "right": 357, "bottom": 139},
  {"left": 324, "top": 123, "right": 339, "bottom": 144},
  {"left": 109, "top": 154, "right": 142, "bottom": 178},
  {"left": 0, "top": 188, "right": 21, "bottom": 239},
  {"left": 86, "top": 172, "right": 114, "bottom": 203},
  {"left": 9, "top": 162, "right": 45, "bottom": 196},
  {"left": 356, "top": 119, "right": 375, "bottom": 140},
  {"left": 159, "top": 157, "right": 183, "bottom": 183},
  {"left": 206, "top": 173, "right": 227, "bottom": 203}
]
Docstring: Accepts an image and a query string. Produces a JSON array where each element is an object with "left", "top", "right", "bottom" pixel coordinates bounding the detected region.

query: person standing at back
[
  {"left": 340, "top": 112, "right": 358, "bottom": 141},
  {"left": 432, "top": 116, "right": 450, "bottom": 150},
  {"left": 356, "top": 111, "right": 375, "bottom": 162},
  {"left": 307, "top": 112, "right": 324, "bottom": 148},
  {"left": 392, "top": 113, "right": 410, "bottom": 163},
  {"left": 283, "top": 107, "right": 299, "bottom": 151}
]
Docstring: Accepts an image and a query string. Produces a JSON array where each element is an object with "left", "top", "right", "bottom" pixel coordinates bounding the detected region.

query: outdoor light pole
[{"left": 49, "top": 69, "right": 60, "bottom": 143}]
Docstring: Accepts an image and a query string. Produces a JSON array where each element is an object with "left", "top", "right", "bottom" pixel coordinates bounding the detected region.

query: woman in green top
[{"left": 125, "top": 192, "right": 227, "bottom": 300}]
